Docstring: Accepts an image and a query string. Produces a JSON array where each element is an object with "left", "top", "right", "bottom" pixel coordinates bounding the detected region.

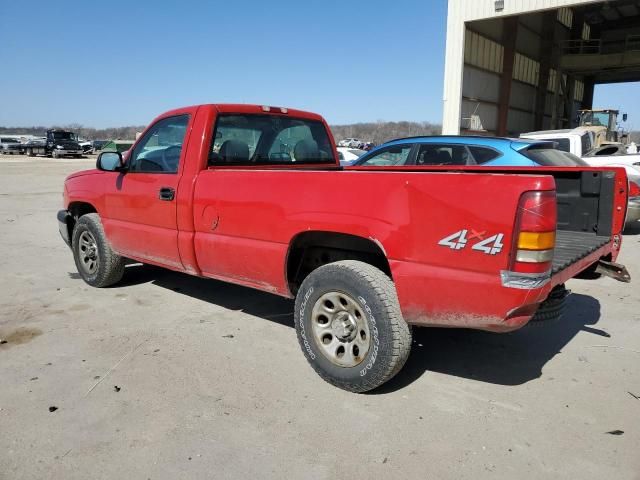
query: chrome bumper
[{"left": 54, "top": 150, "right": 83, "bottom": 156}]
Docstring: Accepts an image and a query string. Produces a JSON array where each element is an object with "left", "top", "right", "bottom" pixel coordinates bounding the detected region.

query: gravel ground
[{"left": 1, "top": 155, "right": 639, "bottom": 480}]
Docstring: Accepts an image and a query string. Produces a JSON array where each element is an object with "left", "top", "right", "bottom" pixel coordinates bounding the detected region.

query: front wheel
[
  {"left": 294, "top": 260, "right": 412, "bottom": 393},
  {"left": 71, "top": 213, "right": 125, "bottom": 287}
]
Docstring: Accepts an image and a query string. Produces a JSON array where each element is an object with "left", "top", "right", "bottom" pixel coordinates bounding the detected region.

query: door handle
[{"left": 158, "top": 187, "right": 175, "bottom": 201}]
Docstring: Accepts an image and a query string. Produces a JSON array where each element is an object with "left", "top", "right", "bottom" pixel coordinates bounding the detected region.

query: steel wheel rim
[
  {"left": 78, "top": 230, "right": 99, "bottom": 275},
  {"left": 310, "top": 291, "right": 371, "bottom": 367}
]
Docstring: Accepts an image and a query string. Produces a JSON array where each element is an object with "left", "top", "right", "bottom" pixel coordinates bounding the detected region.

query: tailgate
[{"left": 546, "top": 167, "right": 628, "bottom": 283}]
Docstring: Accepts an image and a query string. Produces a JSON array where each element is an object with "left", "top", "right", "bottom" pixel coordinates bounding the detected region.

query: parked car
[
  {"left": 78, "top": 139, "right": 94, "bottom": 154},
  {"left": 0, "top": 137, "right": 23, "bottom": 155},
  {"left": 520, "top": 128, "right": 640, "bottom": 170},
  {"left": 353, "top": 136, "right": 640, "bottom": 228},
  {"left": 57, "top": 104, "right": 629, "bottom": 393},
  {"left": 352, "top": 135, "right": 574, "bottom": 167},
  {"left": 338, "top": 138, "right": 364, "bottom": 148},
  {"left": 337, "top": 147, "right": 365, "bottom": 165},
  {"left": 100, "top": 139, "right": 135, "bottom": 154},
  {"left": 92, "top": 140, "right": 109, "bottom": 151}
]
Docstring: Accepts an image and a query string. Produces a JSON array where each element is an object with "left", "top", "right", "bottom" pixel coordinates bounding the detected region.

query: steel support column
[
  {"left": 534, "top": 11, "right": 557, "bottom": 130},
  {"left": 497, "top": 16, "right": 519, "bottom": 136}
]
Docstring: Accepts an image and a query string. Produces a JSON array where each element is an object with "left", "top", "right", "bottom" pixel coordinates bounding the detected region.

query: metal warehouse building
[{"left": 443, "top": 0, "right": 640, "bottom": 135}]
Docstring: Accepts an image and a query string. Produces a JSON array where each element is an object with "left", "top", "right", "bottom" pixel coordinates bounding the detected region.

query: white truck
[{"left": 520, "top": 127, "right": 640, "bottom": 227}]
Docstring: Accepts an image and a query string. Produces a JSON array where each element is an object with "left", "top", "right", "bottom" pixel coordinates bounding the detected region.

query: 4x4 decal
[{"left": 438, "top": 229, "right": 505, "bottom": 255}]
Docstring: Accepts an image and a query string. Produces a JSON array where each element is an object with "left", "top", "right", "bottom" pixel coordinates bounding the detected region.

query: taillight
[
  {"left": 511, "top": 190, "right": 557, "bottom": 274},
  {"left": 630, "top": 181, "right": 640, "bottom": 198}
]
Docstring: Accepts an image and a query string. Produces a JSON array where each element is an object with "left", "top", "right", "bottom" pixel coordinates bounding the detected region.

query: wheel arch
[
  {"left": 66, "top": 201, "right": 98, "bottom": 239},
  {"left": 285, "top": 230, "right": 391, "bottom": 295}
]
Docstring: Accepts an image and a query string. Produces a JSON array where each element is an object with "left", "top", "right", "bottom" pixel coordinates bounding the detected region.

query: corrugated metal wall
[{"left": 443, "top": 0, "right": 601, "bottom": 135}]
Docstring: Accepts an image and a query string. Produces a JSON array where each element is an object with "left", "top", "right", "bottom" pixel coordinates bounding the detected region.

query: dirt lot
[{"left": 0, "top": 155, "right": 639, "bottom": 480}]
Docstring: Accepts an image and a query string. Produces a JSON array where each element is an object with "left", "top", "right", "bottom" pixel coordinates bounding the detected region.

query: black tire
[
  {"left": 294, "top": 260, "right": 412, "bottom": 393},
  {"left": 71, "top": 213, "right": 125, "bottom": 287},
  {"left": 529, "top": 284, "right": 569, "bottom": 325}
]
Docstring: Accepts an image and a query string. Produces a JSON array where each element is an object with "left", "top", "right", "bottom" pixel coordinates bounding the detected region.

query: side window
[
  {"left": 468, "top": 146, "right": 501, "bottom": 164},
  {"left": 358, "top": 145, "right": 412, "bottom": 166},
  {"left": 416, "top": 144, "right": 470, "bottom": 165},
  {"left": 129, "top": 115, "right": 189, "bottom": 173},
  {"left": 581, "top": 133, "right": 591, "bottom": 155}
]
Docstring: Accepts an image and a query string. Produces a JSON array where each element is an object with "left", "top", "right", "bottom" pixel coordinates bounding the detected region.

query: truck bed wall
[{"left": 190, "top": 169, "right": 556, "bottom": 328}]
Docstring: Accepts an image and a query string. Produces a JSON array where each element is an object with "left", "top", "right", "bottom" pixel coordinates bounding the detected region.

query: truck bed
[{"left": 552, "top": 231, "right": 610, "bottom": 274}]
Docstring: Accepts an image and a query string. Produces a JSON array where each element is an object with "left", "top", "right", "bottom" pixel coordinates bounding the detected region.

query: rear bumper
[
  {"left": 391, "top": 238, "right": 624, "bottom": 333},
  {"left": 391, "top": 260, "right": 551, "bottom": 333},
  {"left": 57, "top": 210, "right": 71, "bottom": 247}
]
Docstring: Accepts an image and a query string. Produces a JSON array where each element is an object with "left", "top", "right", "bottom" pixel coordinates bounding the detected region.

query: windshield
[
  {"left": 52, "top": 131, "right": 77, "bottom": 141},
  {"left": 580, "top": 111, "right": 612, "bottom": 128},
  {"left": 1, "top": 138, "right": 18, "bottom": 143},
  {"left": 523, "top": 147, "right": 589, "bottom": 166},
  {"left": 210, "top": 114, "right": 335, "bottom": 165}
]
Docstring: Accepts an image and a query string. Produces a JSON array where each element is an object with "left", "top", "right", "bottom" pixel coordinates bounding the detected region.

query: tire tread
[
  {"left": 295, "top": 260, "right": 411, "bottom": 393},
  {"left": 72, "top": 213, "right": 125, "bottom": 287}
]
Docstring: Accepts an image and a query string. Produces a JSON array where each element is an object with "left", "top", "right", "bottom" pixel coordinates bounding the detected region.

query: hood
[
  {"left": 66, "top": 169, "right": 102, "bottom": 180},
  {"left": 56, "top": 140, "right": 81, "bottom": 148}
]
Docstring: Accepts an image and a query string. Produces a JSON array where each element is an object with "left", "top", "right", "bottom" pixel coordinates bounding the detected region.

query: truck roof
[
  {"left": 520, "top": 129, "right": 573, "bottom": 136},
  {"left": 156, "top": 104, "right": 326, "bottom": 123},
  {"left": 521, "top": 128, "right": 592, "bottom": 139}
]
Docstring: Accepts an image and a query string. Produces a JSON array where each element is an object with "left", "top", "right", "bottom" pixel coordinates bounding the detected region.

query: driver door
[{"left": 102, "top": 114, "right": 190, "bottom": 270}]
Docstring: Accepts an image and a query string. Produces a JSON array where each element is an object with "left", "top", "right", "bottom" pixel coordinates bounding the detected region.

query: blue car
[{"left": 352, "top": 136, "right": 587, "bottom": 168}]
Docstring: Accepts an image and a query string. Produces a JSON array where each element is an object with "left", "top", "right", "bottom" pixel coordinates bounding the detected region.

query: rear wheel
[
  {"left": 295, "top": 260, "right": 411, "bottom": 393},
  {"left": 72, "top": 213, "right": 125, "bottom": 287}
]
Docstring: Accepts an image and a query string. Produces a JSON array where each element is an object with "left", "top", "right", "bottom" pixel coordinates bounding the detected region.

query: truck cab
[
  {"left": 578, "top": 109, "right": 628, "bottom": 145},
  {"left": 46, "top": 129, "right": 83, "bottom": 158}
]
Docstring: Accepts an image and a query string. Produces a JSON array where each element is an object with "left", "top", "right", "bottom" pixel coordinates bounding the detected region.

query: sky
[{"left": 0, "top": 0, "right": 638, "bottom": 129}]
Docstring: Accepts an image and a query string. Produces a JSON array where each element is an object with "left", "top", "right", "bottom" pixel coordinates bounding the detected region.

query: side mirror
[
  {"left": 97, "top": 151, "right": 125, "bottom": 172},
  {"left": 623, "top": 113, "right": 628, "bottom": 122}
]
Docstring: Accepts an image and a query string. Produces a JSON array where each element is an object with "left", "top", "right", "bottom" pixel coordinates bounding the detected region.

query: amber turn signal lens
[{"left": 517, "top": 231, "right": 556, "bottom": 251}]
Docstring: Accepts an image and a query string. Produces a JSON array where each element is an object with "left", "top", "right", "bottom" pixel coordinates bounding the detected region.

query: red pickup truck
[{"left": 58, "top": 104, "right": 631, "bottom": 392}]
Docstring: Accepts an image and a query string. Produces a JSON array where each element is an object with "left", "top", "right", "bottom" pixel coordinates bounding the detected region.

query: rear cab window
[{"left": 209, "top": 115, "right": 335, "bottom": 166}]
